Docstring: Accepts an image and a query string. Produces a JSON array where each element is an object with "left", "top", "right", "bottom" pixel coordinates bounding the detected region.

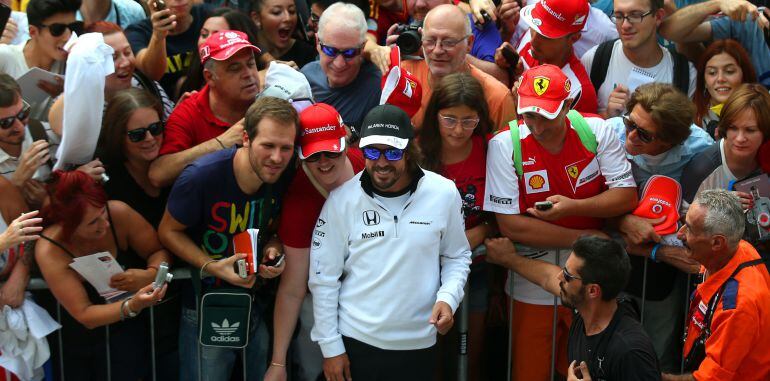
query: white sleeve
[
  {"left": 436, "top": 188, "right": 472, "bottom": 313},
  {"left": 589, "top": 117, "right": 637, "bottom": 188},
  {"left": 580, "top": 45, "right": 598, "bottom": 76},
  {"left": 308, "top": 192, "right": 349, "bottom": 358},
  {"left": 483, "top": 131, "right": 521, "bottom": 214}
]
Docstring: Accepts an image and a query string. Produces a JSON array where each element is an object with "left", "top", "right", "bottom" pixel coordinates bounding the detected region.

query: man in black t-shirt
[
  {"left": 125, "top": 0, "right": 212, "bottom": 96},
  {"left": 487, "top": 235, "right": 661, "bottom": 381}
]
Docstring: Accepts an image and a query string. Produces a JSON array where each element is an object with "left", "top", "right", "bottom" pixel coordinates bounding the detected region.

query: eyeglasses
[
  {"left": 319, "top": 43, "right": 363, "bottom": 61},
  {"left": 304, "top": 151, "right": 343, "bottom": 163},
  {"left": 309, "top": 13, "right": 320, "bottom": 23},
  {"left": 362, "top": 147, "right": 405, "bottom": 161},
  {"left": 0, "top": 101, "right": 31, "bottom": 130},
  {"left": 622, "top": 114, "right": 655, "bottom": 144},
  {"left": 127, "top": 122, "right": 164, "bottom": 143},
  {"left": 36, "top": 21, "right": 84, "bottom": 37},
  {"left": 610, "top": 10, "right": 654, "bottom": 24},
  {"left": 439, "top": 114, "right": 480, "bottom": 130},
  {"left": 421, "top": 35, "right": 470, "bottom": 50},
  {"left": 562, "top": 267, "right": 584, "bottom": 283}
]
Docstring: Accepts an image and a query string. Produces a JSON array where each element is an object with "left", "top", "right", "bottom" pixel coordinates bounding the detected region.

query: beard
[{"left": 560, "top": 282, "right": 586, "bottom": 310}]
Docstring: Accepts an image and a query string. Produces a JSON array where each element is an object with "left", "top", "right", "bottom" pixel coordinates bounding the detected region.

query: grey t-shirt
[{"left": 301, "top": 60, "right": 382, "bottom": 136}]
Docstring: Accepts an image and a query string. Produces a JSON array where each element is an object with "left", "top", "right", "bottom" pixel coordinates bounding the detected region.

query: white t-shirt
[
  {"left": 0, "top": 43, "right": 65, "bottom": 121},
  {"left": 580, "top": 39, "right": 697, "bottom": 114},
  {"left": 513, "top": 4, "right": 619, "bottom": 59},
  {"left": 483, "top": 116, "right": 635, "bottom": 304}
]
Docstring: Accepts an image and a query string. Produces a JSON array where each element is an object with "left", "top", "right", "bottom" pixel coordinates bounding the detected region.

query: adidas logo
[{"left": 212, "top": 319, "right": 240, "bottom": 336}]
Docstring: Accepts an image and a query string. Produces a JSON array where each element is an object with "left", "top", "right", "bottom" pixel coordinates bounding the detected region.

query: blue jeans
[{"left": 179, "top": 303, "right": 268, "bottom": 381}]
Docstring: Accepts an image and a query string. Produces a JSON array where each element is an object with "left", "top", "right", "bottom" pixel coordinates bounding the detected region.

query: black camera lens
[{"left": 395, "top": 20, "right": 423, "bottom": 55}]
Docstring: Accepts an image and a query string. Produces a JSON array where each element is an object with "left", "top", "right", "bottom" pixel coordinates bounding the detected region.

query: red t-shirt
[
  {"left": 367, "top": 0, "right": 409, "bottom": 45},
  {"left": 159, "top": 85, "right": 231, "bottom": 156},
  {"left": 519, "top": 42, "right": 598, "bottom": 115},
  {"left": 442, "top": 134, "right": 487, "bottom": 230},
  {"left": 278, "top": 149, "right": 366, "bottom": 248}
]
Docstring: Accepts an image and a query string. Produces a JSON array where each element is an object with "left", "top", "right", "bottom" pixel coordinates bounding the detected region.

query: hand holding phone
[
  {"left": 264, "top": 253, "right": 285, "bottom": 268},
  {"left": 534, "top": 201, "right": 553, "bottom": 211}
]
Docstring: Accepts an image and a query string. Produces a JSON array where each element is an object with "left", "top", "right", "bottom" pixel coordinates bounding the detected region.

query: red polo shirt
[{"left": 159, "top": 85, "right": 231, "bottom": 156}]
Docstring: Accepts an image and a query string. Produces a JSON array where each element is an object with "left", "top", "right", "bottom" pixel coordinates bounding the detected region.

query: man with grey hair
[
  {"left": 149, "top": 30, "right": 261, "bottom": 187},
  {"left": 301, "top": 2, "right": 382, "bottom": 135},
  {"left": 400, "top": 4, "right": 515, "bottom": 130},
  {"left": 664, "top": 189, "right": 770, "bottom": 381}
]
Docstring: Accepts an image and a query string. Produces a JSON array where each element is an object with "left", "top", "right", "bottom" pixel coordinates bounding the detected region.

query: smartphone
[
  {"left": 0, "top": 4, "right": 11, "bottom": 36},
  {"left": 264, "top": 254, "right": 285, "bottom": 268},
  {"left": 535, "top": 201, "right": 553, "bottom": 211},
  {"left": 153, "top": 0, "right": 166, "bottom": 11}
]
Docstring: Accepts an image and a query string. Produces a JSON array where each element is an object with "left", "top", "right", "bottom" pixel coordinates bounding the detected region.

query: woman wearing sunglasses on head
[
  {"left": 417, "top": 72, "right": 497, "bottom": 381},
  {"left": 692, "top": 39, "right": 757, "bottom": 139},
  {"left": 0, "top": 0, "right": 82, "bottom": 121},
  {"left": 683, "top": 84, "right": 770, "bottom": 207},
  {"left": 34, "top": 169, "right": 170, "bottom": 380},
  {"left": 268, "top": 103, "right": 364, "bottom": 381},
  {"left": 249, "top": 0, "right": 316, "bottom": 70}
]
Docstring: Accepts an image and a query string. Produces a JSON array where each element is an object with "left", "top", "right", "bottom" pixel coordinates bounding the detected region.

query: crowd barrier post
[
  {"left": 457, "top": 280, "right": 469, "bottom": 381},
  {"left": 640, "top": 258, "right": 649, "bottom": 324}
]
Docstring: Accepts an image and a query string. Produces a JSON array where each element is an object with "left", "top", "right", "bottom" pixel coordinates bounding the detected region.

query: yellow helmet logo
[{"left": 533, "top": 76, "right": 550, "bottom": 96}]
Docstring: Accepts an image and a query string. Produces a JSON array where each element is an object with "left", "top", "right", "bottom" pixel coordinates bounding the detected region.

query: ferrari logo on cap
[
  {"left": 534, "top": 76, "right": 550, "bottom": 96},
  {"left": 564, "top": 79, "right": 571, "bottom": 93}
]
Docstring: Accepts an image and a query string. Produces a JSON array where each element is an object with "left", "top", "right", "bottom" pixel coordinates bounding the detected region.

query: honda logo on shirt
[{"left": 363, "top": 210, "right": 381, "bottom": 226}]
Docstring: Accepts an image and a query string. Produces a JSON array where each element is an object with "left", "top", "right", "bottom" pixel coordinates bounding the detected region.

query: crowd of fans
[{"left": 1, "top": 0, "right": 769, "bottom": 380}]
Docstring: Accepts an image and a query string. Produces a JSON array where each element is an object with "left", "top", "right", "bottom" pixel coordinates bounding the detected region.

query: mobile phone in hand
[
  {"left": 535, "top": 201, "right": 553, "bottom": 211},
  {"left": 264, "top": 254, "right": 285, "bottom": 268}
]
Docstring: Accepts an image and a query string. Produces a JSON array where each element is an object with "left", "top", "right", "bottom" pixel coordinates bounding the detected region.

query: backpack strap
[
  {"left": 566, "top": 110, "right": 597, "bottom": 154},
  {"left": 508, "top": 119, "right": 523, "bottom": 177},
  {"left": 589, "top": 39, "right": 618, "bottom": 93},
  {"left": 668, "top": 46, "right": 690, "bottom": 95}
]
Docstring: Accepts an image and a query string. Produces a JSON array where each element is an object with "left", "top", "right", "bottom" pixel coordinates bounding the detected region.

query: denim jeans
[{"left": 179, "top": 302, "right": 268, "bottom": 381}]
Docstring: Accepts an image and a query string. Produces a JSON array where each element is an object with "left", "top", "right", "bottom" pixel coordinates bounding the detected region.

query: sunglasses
[
  {"left": 127, "top": 122, "right": 164, "bottom": 143},
  {"left": 37, "top": 21, "right": 84, "bottom": 37},
  {"left": 304, "top": 151, "right": 343, "bottom": 163},
  {"left": 362, "top": 147, "right": 404, "bottom": 161},
  {"left": 319, "top": 43, "right": 362, "bottom": 61},
  {"left": 622, "top": 114, "right": 655, "bottom": 144},
  {"left": 0, "top": 101, "right": 31, "bottom": 130},
  {"left": 562, "top": 267, "right": 584, "bottom": 283}
]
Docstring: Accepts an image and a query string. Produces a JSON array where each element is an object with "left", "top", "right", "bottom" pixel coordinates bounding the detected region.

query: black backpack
[{"left": 589, "top": 39, "right": 690, "bottom": 95}]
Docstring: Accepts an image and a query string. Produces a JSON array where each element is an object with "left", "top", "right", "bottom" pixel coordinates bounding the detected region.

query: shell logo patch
[
  {"left": 524, "top": 170, "right": 550, "bottom": 194},
  {"left": 534, "top": 76, "right": 550, "bottom": 96}
]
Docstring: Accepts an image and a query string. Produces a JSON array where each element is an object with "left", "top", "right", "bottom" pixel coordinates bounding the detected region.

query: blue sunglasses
[
  {"left": 362, "top": 147, "right": 404, "bottom": 161},
  {"left": 319, "top": 43, "right": 362, "bottom": 60}
]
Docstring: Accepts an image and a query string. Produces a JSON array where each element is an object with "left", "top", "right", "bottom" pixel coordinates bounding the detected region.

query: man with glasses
[
  {"left": 514, "top": 0, "right": 599, "bottom": 114},
  {"left": 485, "top": 235, "right": 661, "bottom": 381},
  {"left": 401, "top": 4, "right": 515, "bottom": 131},
  {"left": 0, "top": 0, "right": 81, "bottom": 121},
  {"left": 149, "top": 30, "right": 261, "bottom": 187},
  {"left": 309, "top": 104, "right": 471, "bottom": 380},
  {"left": 608, "top": 83, "right": 713, "bottom": 372},
  {"left": 484, "top": 64, "right": 637, "bottom": 381},
  {"left": 301, "top": 2, "right": 382, "bottom": 135},
  {"left": 581, "top": 0, "right": 697, "bottom": 118}
]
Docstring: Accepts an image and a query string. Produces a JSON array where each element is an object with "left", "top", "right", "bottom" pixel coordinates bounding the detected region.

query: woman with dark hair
[
  {"left": 693, "top": 39, "right": 757, "bottom": 137},
  {"left": 418, "top": 72, "right": 497, "bottom": 381},
  {"left": 250, "top": 0, "right": 316, "bottom": 69},
  {"left": 684, "top": 83, "right": 770, "bottom": 205},
  {"left": 49, "top": 21, "right": 175, "bottom": 136},
  {"left": 34, "top": 170, "right": 169, "bottom": 380},
  {"left": 177, "top": 7, "right": 264, "bottom": 96},
  {"left": 97, "top": 88, "right": 168, "bottom": 227}
]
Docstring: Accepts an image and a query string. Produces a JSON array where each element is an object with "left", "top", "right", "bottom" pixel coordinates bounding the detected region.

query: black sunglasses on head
[
  {"left": 37, "top": 21, "right": 84, "bottom": 37},
  {"left": 0, "top": 101, "right": 31, "bottom": 130},
  {"left": 127, "top": 122, "right": 164, "bottom": 143}
]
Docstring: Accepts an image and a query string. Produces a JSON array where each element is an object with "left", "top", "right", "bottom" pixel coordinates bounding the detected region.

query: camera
[
  {"left": 153, "top": 262, "right": 173, "bottom": 289},
  {"left": 476, "top": 10, "right": 493, "bottom": 28},
  {"left": 395, "top": 20, "right": 423, "bottom": 55},
  {"left": 746, "top": 187, "right": 770, "bottom": 243}
]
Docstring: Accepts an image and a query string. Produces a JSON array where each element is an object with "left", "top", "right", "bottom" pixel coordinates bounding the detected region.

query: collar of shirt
[{"left": 194, "top": 85, "right": 231, "bottom": 130}]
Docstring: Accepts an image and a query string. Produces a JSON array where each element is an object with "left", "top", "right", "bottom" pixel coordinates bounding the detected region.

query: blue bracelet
[{"left": 650, "top": 243, "right": 661, "bottom": 263}]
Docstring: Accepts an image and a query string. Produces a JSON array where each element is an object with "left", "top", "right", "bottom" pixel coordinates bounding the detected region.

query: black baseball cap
[{"left": 358, "top": 104, "right": 414, "bottom": 149}]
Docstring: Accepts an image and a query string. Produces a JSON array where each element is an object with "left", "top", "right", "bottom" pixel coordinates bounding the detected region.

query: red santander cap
[
  {"left": 298, "top": 103, "right": 347, "bottom": 160},
  {"left": 517, "top": 64, "right": 572, "bottom": 120},
  {"left": 520, "top": 0, "right": 589, "bottom": 39},
  {"left": 632, "top": 175, "right": 682, "bottom": 236},
  {"left": 199, "top": 30, "right": 261, "bottom": 64}
]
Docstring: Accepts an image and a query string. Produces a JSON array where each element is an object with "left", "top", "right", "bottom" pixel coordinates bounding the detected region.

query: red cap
[
  {"left": 632, "top": 175, "right": 682, "bottom": 236},
  {"left": 380, "top": 45, "right": 423, "bottom": 118},
  {"left": 520, "top": 0, "right": 589, "bottom": 39},
  {"left": 199, "top": 30, "right": 261, "bottom": 64},
  {"left": 517, "top": 64, "right": 572, "bottom": 119},
  {"left": 298, "top": 103, "right": 346, "bottom": 160}
]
